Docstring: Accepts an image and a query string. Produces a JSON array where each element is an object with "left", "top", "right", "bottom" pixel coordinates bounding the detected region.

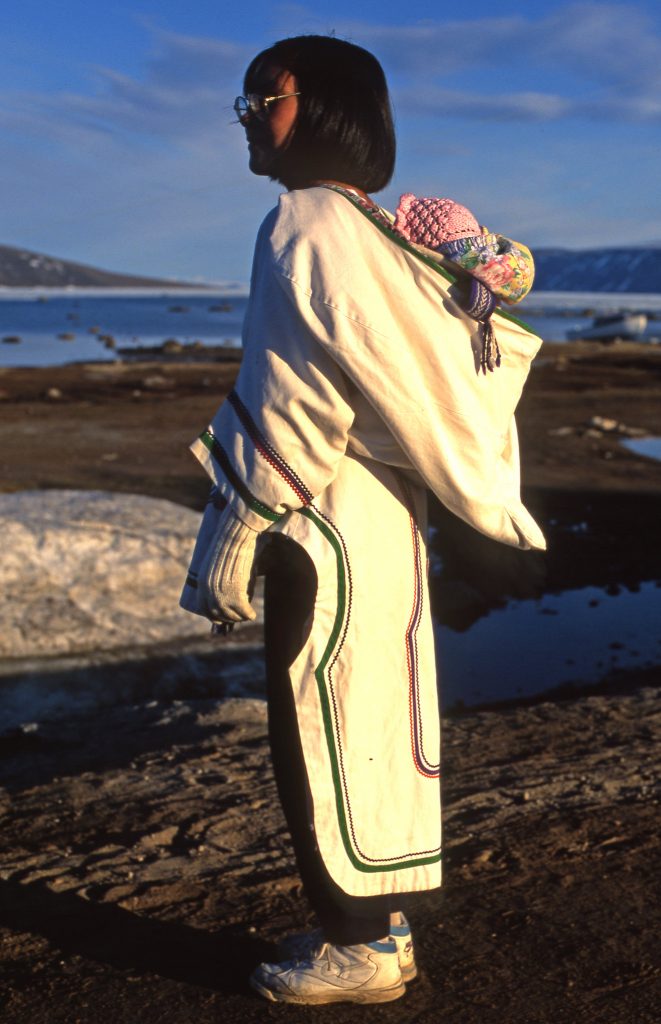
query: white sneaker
[
  {"left": 250, "top": 938, "right": 406, "bottom": 1005},
  {"left": 389, "top": 911, "right": 418, "bottom": 982},
  {"left": 277, "top": 911, "right": 417, "bottom": 982}
]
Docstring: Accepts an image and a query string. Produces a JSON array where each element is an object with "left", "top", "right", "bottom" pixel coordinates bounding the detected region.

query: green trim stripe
[
  {"left": 301, "top": 506, "right": 442, "bottom": 874},
  {"left": 199, "top": 430, "right": 282, "bottom": 522},
  {"left": 331, "top": 187, "right": 540, "bottom": 338}
]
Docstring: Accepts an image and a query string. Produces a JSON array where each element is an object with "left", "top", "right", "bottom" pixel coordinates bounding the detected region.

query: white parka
[{"left": 183, "top": 186, "right": 545, "bottom": 896}]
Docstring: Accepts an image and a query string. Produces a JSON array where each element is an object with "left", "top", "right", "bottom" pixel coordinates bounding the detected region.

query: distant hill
[
  {"left": 533, "top": 247, "right": 661, "bottom": 293},
  {"left": 0, "top": 244, "right": 204, "bottom": 289},
  {"left": 3, "top": 241, "right": 660, "bottom": 294}
]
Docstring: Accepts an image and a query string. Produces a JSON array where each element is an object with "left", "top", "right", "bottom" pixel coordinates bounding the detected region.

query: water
[
  {"left": 2, "top": 577, "right": 657, "bottom": 728},
  {"left": 2, "top": 289, "right": 661, "bottom": 368},
  {"left": 0, "top": 290, "right": 248, "bottom": 367},
  {"left": 621, "top": 437, "right": 661, "bottom": 462},
  {"left": 519, "top": 291, "right": 661, "bottom": 343},
  {"left": 436, "top": 581, "right": 661, "bottom": 708}
]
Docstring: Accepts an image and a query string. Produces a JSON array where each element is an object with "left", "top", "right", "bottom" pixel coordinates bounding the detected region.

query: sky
[{"left": 4, "top": 0, "right": 661, "bottom": 284}]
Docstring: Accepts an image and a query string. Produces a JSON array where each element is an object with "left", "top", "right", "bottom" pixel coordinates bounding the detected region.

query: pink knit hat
[{"left": 394, "top": 193, "right": 480, "bottom": 248}]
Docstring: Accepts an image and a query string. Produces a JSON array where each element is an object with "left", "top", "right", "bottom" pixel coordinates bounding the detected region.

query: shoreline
[{"left": 0, "top": 286, "right": 249, "bottom": 299}]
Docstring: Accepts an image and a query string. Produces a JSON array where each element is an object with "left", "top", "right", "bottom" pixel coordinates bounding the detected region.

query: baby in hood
[{"left": 394, "top": 193, "right": 535, "bottom": 371}]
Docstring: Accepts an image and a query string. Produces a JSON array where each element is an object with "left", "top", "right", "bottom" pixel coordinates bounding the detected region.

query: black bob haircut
[{"left": 243, "top": 35, "right": 396, "bottom": 193}]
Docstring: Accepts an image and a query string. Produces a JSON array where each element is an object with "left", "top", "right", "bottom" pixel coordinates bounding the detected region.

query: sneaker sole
[{"left": 249, "top": 976, "right": 407, "bottom": 1005}]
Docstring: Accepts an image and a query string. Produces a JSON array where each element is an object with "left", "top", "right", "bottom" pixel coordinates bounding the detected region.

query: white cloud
[
  {"left": 537, "top": 3, "right": 661, "bottom": 91},
  {"left": 2, "top": 7, "right": 660, "bottom": 277},
  {"left": 4, "top": 3, "right": 661, "bottom": 157},
  {"left": 0, "top": 25, "right": 273, "bottom": 278},
  {"left": 279, "top": 2, "right": 661, "bottom": 123},
  {"left": 0, "top": 27, "right": 251, "bottom": 145},
  {"left": 400, "top": 89, "right": 572, "bottom": 122}
]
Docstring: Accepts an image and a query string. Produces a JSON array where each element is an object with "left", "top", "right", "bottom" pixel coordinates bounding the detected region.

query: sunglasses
[{"left": 233, "top": 92, "right": 301, "bottom": 125}]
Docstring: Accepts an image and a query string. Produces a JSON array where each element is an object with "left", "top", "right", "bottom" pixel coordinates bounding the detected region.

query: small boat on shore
[{"left": 567, "top": 312, "right": 648, "bottom": 342}]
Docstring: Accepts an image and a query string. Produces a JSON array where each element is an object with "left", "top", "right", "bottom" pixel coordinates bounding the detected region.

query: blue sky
[{"left": 4, "top": 1, "right": 661, "bottom": 283}]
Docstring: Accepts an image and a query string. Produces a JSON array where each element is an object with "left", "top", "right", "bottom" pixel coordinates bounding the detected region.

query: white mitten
[{"left": 190, "top": 502, "right": 259, "bottom": 623}]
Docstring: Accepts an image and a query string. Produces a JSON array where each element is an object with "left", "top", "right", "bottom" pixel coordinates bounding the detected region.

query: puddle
[
  {"left": 1, "top": 580, "right": 659, "bottom": 727},
  {"left": 2, "top": 490, "right": 659, "bottom": 727},
  {"left": 621, "top": 436, "right": 661, "bottom": 462},
  {"left": 0, "top": 640, "right": 266, "bottom": 733},
  {"left": 435, "top": 581, "right": 661, "bottom": 708}
]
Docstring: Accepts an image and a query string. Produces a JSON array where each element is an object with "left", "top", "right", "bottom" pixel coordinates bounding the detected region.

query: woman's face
[{"left": 243, "top": 66, "right": 299, "bottom": 180}]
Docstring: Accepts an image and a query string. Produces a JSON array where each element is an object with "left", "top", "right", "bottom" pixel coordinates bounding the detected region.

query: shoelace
[{"left": 299, "top": 942, "right": 341, "bottom": 974}]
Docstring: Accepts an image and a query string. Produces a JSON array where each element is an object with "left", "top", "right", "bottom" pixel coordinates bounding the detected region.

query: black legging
[{"left": 263, "top": 534, "right": 392, "bottom": 946}]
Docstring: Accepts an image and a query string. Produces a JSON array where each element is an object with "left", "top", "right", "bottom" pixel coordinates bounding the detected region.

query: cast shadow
[
  {"left": 0, "top": 876, "right": 272, "bottom": 994},
  {"left": 0, "top": 643, "right": 266, "bottom": 794}
]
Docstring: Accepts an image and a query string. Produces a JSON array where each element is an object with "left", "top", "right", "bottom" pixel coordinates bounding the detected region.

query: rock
[
  {"left": 141, "top": 375, "right": 171, "bottom": 390},
  {"left": 45, "top": 387, "right": 63, "bottom": 400},
  {"left": 618, "top": 425, "right": 648, "bottom": 438},
  {"left": 585, "top": 416, "right": 647, "bottom": 439},
  {"left": 161, "top": 339, "right": 183, "bottom": 354},
  {"left": 138, "top": 826, "right": 180, "bottom": 849},
  {"left": 588, "top": 415, "right": 619, "bottom": 432}
]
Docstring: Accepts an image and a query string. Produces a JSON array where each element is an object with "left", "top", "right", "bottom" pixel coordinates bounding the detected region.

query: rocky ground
[
  {"left": 0, "top": 341, "right": 660, "bottom": 1022},
  {"left": 1, "top": 685, "right": 659, "bottom": 1024},
  {"left": 2, "top": 342, "right": 661, "bottom": 508}
]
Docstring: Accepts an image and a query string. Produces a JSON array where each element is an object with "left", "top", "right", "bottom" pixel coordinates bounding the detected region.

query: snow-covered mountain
[
  {"left": 2, "top": 241, "right": 659, "bottom": 294},
  {"left": 533, "top": 247, "right": 661, "bottom": 293}
]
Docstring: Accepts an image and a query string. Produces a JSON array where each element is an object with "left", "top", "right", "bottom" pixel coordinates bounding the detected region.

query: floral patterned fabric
[{"left": 437, "top": 233, "right": 535, "bottom": 305}]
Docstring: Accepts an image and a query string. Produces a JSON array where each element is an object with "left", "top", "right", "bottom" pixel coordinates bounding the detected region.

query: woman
[{"left": 181, "top": 35, "right": 545, "bottom": 1005}]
